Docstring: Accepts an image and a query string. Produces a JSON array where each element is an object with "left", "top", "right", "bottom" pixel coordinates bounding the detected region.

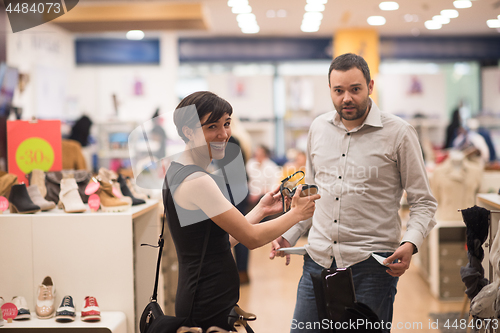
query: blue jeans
[{"left": 290, "top": 254, "right": 398, "bottom": 333}]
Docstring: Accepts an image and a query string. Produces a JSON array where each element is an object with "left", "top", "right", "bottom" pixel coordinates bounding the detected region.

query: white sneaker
[{"left": 12, "top": 296, "right": 31, "bottom": 320}]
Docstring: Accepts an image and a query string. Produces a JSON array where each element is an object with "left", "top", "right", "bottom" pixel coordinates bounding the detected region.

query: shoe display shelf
[
  {"left": 0, "top": 311, "right": 126, "bottom": 333},
  {"left": 0, "top": 200, "right": 164, "bottom": 333}
]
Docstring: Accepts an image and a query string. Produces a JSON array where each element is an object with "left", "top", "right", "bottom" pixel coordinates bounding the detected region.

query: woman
[{"left": 163, "top": 91, "right": 319, "bottom": 331}]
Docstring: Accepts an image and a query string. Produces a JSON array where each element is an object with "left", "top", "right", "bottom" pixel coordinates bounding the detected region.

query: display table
[
  {"left": 0, "top": 311, "right": 126, "bottom": 332},
  {"left": 0, "top": 200, "right": 162, "bottom": 333}
]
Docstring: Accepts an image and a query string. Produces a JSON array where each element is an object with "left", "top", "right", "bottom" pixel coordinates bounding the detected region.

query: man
[{"left": 270, "top": 53, "right": 437, "bottom": 333}]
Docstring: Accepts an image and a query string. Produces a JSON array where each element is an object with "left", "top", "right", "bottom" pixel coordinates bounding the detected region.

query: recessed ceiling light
[
  {"left": 277, "top": 9, "right": 287, "bottom": 17},
  {"left": 441, "top": 9, "right": 459, "bottom": 18},
  {"left": 487, "top": 19, "right": 500, "bottom": 28},
  {"left": 266, "top": 9, "right": 275, "bottom": 18},
  {"left": 304, "top": 12, "right": 323, "bottom": 21},
  {"left": 241, "top": 25, "right": 260, "bottom": 34},
  {"left": 425, "top": 20, "right": 442, "bottom": 29},
  {"left": 404, "top": 14, "right": 414, "bottom": 22},
  {"left": 306, "top": 0, "right": 327, "bottom": 4},
  {"left": 126, "top": 30, "right": 144, "bottom": 40},
  {"left": 367, "top": 16, "right": 386, "bottom": 26},
  {"left": 379, "top": 2, "right": 399, "bottom": 11},
  {"left": 301, "top": 23, "right": 320, "bottom": 32},
  {"left": 227, "top": 0, "right": 248, "bottom": 6},
  {"left": 453, "top": 0, "right": 472, "bottom": 8},
  {"left": 305, "top": 3, "right": 325, "bottom": 12},
  {"left": 232, "top": 5, "right": 252, "bottom": 14},
  {"left": 236, "top": 13, "right": 257, "bottom": 23},
  {"left": 433, "top": 15, "right": 450, "bottom": 24}
]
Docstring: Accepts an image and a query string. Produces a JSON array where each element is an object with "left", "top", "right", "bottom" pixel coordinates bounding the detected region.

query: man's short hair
[{"left": 328, "top": 53, "right": 371, "bottom": 86}]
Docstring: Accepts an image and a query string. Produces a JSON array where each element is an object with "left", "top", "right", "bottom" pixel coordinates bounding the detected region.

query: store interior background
[{"left": 1, "top": 0, "right": 500, "bottom": 331}]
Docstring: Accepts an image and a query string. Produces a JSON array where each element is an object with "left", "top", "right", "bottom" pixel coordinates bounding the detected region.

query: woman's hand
[
  {"left": 289, "top": 185, "right": 320, "bottom": 221},
  {"left": 258, "top": 185, "right": 284, "bottom": 217}
]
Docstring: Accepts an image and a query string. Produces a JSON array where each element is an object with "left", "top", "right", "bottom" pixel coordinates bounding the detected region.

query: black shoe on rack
[
  {"left": 117, "top": 175, "right": 146, "bottom": 206},
  {"left": 8, "top": 184, "right": 41, "bottom": 214}
]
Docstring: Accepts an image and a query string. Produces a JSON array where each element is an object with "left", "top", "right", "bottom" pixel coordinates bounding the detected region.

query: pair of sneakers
[{"left": 56, "top": 295, "right": 101, "bottom": 322}]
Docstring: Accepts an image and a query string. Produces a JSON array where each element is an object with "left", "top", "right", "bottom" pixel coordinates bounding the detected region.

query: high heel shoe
[
  {"left": 279, "top": 170, "right": 319, "bottom": 212},
  {"left": 228, "top": 306, "right": 256, "bottom": 333}
]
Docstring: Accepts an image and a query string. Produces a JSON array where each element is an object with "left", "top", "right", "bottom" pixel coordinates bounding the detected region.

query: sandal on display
[{"left": 279, "top": 170, "right": 319, "bottom": 212}]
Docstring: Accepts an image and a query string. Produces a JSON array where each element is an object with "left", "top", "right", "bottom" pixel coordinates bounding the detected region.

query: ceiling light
[
  {"left": 301, "top": 23, "right": 320, "bottom": 32},
  {"left": 404, "top": 14, "right": 414, "bottom": 22},
  {"left": 304, "top": 12, "right": 323, "bottom": 21},
  {"left": 306, "top": 0, "right": 327, "bottom": 4},
  {"left": 433, "top": 15, "right": 450, "bottom": 24},
  {"left": 424, "top": 20, "right": 442, "bottom": 29},
  {"left": 487, "top": 19, "right": 500, "bottom": 28},
  {"left": 232, "top": 5, "right": 252, "bottom": 14},
  {"left": 367, "top": 16, "right": 386, "bottom": 26},
  {"left": 236, "top": 13, "right": 256, "bottom": 23},
  {"left": 241, "top": 25, "right": 260, "bottom": 34},
  {"left": 227, "top": 0, "right": 248, "bottom": 6},
  {"left": 453, "top": 0, "right": 472, "bottom": 8},
  {"left": 305, "top": 3, "right": 325, "bottom": 12},
  {"left": 266, "top": 9, "right": 276, "bottom": 18},
  {"left": 277, "top": 9, "right": 287, "bottom": 17},
  {"left": 379, "top": 2, "right": 399, "bottom": 11},
  {"left": 126, "top": 30, "right": 144, "bottom": 40},
  {"left": 441, "top": 9, "right": 459, "bottom": 18}
]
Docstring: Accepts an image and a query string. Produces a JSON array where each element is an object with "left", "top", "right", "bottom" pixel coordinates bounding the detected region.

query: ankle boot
[
  {"left": 0, "top": 171, "right": 18, "bottom": 199},
  {"left": 59, "top": 178, "right": 86, "bottom": 213},
  {"left": 97, "top": 179, "right": 130, "bottom": 212},
  {"left": 126, "top": 177, "right": 149, "bottom": 200},
  {"left": 98, "top": 168, "right": 132, "bottom": 205},
  {"left": 118, "top": 174, "right": 145, "bottom": 206},
  {"left": 8, "top": 184, "right": 41, "bottom": 214},
  {"left": 27, "top": 185, "right": 56, "bottom": 211},
  {"left": 30, "top": 169, "right": 47, "bottom": 198}
]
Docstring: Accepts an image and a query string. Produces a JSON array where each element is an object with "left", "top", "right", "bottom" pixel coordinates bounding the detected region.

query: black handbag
[
  {"left": 139, "top": 211, "right": 211, "bottom": 333},
  {"left": 311, "top": 267, "right": 382, "bottom": 333}
]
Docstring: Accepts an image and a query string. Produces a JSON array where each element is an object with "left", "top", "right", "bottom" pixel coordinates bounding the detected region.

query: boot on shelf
[
  {"left": 27, "top": 185, "right": 56, "bottom": 211},
  {"left": 0, "top": 171, "right": 18, "bottom": 199},
  {"left": 59, "top": 178, "right": 86, "bottom": 213},
  {"left": 117, "top": 174, "right": 145, "bottom": 206},
  {"left": 98, "top": 168, "right": 132, "bottom": 205},
  {"left": 96, "top": 178, "right": 131, "bottom": 213},
  {"left": 8, "top": 184, "right": 41, "bottom": 214},
  {"left": 30, "top": 169, "right": 47, "bottom": 198}
]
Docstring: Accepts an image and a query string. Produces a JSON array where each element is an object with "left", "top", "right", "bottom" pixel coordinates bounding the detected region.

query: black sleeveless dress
[{"left": 162, "top": 162, "right": 239, "bottom": 331}]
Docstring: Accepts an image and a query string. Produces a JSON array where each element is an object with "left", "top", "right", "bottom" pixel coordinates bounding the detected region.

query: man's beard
[{"left": 336, "top": 97, "right": 371, "bottom": 121}]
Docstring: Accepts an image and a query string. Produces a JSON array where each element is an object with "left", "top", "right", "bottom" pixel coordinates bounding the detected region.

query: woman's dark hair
[
  {"left": 328, "top": 53, "right": 371, "bottom": 86},
  {"left": 68, "top": 115, "right": 93, "bottom": 147},
  {"left": 174, "top": 91, "right": 233, "bottom": 143}
]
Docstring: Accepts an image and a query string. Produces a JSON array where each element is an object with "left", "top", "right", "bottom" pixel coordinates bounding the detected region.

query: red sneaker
[{"left": 81, "top": 296, "right": 101, "bottom": 322}]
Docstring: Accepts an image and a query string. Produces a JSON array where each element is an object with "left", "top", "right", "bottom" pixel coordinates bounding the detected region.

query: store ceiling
[{"left": 54, "top": 0, "right": 500, "bottom": 37}]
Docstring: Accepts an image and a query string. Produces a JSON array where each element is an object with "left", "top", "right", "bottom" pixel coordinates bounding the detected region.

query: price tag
[
  {"left": 1, "top": 302, "right": 18, "bottom": 323},
  {"left": 15, "top": 137, "right": 55, "bottom": 174},
  {"left": 88, "top": 194, "right": 100, "bottom": 212},
  {"left": 85, "top": 180, "right": 100, "bottom": 195},
  {"left": 0, "top": 196, "right": 8, "bottom": 213}
]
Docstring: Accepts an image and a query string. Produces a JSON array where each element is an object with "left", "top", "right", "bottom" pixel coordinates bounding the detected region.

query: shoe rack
[{"left": 0, "top": 200, "right": 163, "bottom": 333}]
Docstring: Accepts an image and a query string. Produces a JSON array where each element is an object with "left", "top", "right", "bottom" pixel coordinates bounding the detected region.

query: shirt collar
[{"left": 331, "top": 98, "right": 383, "bottom": 130}]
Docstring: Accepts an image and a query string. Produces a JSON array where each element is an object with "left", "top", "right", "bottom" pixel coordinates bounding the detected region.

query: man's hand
[
  {"left": 383, "top": 242, "right": 415, "bottom": 277},
  {"left": 269, "top": 236, "right": 292, "bottom": 265}
]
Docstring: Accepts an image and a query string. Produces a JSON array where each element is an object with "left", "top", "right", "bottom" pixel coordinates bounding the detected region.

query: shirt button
[
  {"left": 342, "top": 154, "right": 346, "bottom": 157},
  {"left": 334, "top": 241, "right": 337, "bottom": 244},
  {"left": 334, "top": 220, "right": 337, "bottom": 223},
  {"left": 336, "top": 198, "right": 339, "bottom": 201},
  {"left": 347, "top": 133, "right": 351, "bottom": 136},
  {"left": 338, "top": 176, "right": 342, "bottom": 179}
]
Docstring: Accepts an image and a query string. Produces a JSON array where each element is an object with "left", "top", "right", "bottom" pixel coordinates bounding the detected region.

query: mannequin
[{"left": 430, "top": 150, "right": 483, "bottom": 221}]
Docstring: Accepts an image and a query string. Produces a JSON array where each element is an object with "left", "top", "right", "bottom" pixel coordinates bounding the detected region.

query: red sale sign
[
  {"left": 7, "top": 120, "right": 62, "bottom": 185},
  {"left": 1, "top": 302, "right": 18, "bottom": 322}
]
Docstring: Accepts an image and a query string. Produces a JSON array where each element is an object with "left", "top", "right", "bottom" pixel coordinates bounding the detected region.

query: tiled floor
[{"left": 238, "top": 237, "right": 465, "bottom": 333}]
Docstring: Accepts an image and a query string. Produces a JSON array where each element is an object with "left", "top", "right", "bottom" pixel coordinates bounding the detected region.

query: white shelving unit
[{"left": 0, "top": 200, "right": 162, "bottom": 333}]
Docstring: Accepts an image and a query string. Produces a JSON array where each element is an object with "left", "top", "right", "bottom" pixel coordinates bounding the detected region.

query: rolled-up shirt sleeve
[{"left": 397, "top": 125, "right": 437, "bottom": 252}]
